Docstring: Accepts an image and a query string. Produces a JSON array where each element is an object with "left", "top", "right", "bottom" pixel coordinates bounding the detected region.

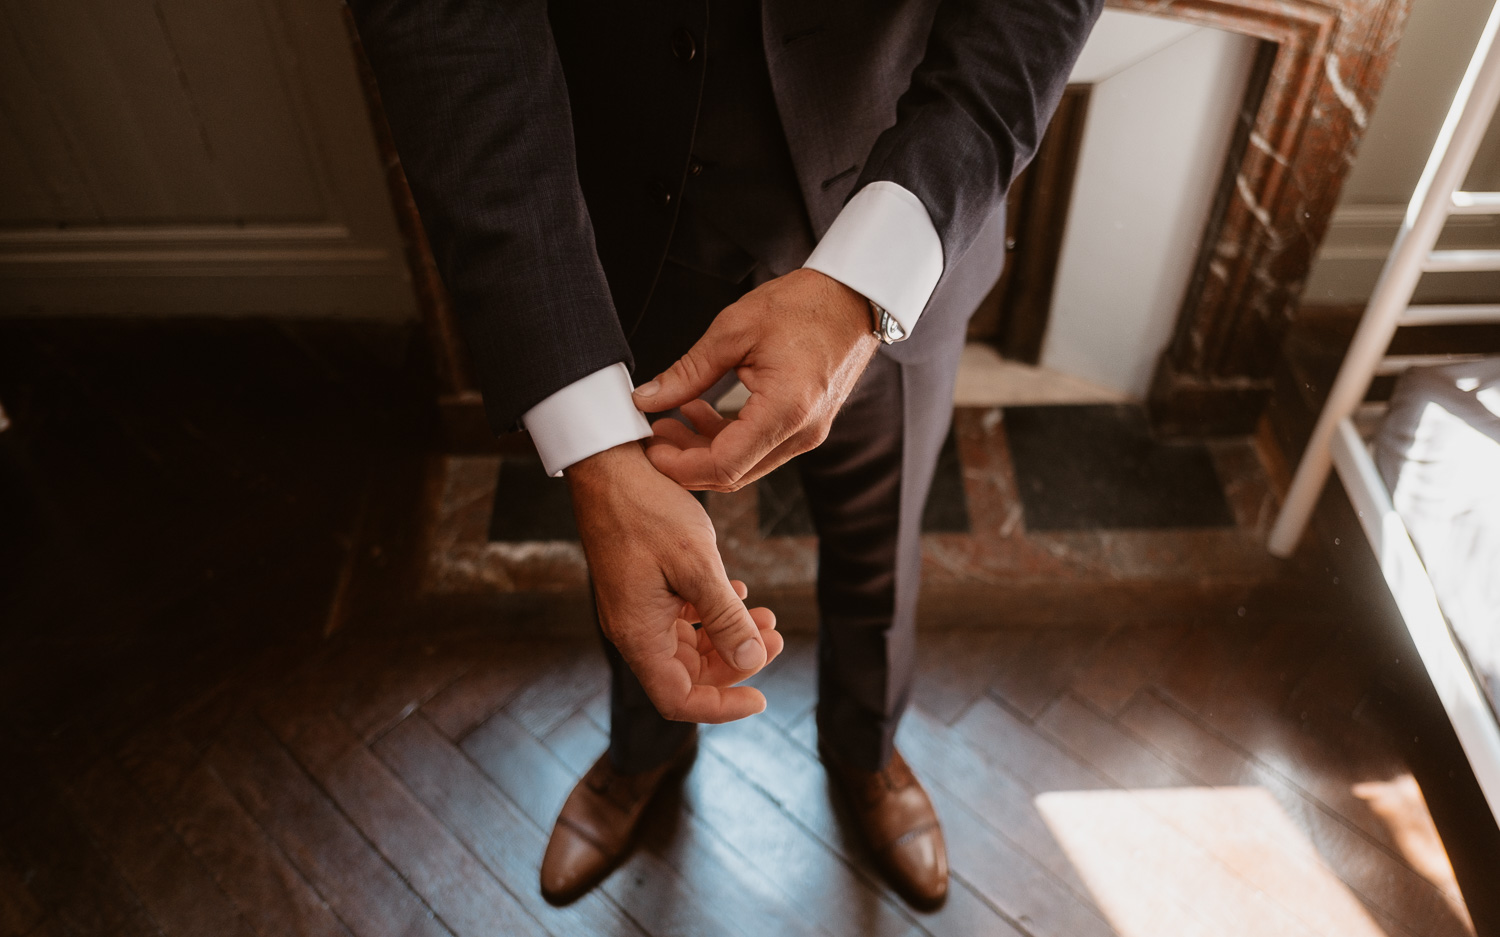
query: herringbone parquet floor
[{"left": 0, "top": 320, "right": 1491, "bottom": 937}]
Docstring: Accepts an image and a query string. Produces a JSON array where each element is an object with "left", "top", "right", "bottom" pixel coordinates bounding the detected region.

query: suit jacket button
[
  {"left": 688, "top": 157, "right": 705, "bottom": 176},
  {"left": 671, "top": 27, "right": 697, "bottom": 61},
  {"left": 651, "top": 183, "right": 674, "bottom": 208}
]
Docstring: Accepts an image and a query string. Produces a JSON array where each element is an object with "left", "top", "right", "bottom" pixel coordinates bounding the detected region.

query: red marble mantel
[{"left": 1108, "top": 0, "right": 1414, "bottom": 434}]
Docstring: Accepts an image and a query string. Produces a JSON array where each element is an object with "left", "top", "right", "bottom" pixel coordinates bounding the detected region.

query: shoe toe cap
[
  {"left": 540, "top": 825, "right": 612, "bottom": 905},
  {"left": 886, "top": 825, "right": 949, "bottom": 909}
]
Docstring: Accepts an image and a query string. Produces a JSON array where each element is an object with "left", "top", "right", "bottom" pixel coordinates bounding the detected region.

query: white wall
[
  {"left": 1305, "top": 0, "right": 1500, "bottom": 304},
  {"left": 1040, "top": 12, "right": 1259, "bottom": 399}
]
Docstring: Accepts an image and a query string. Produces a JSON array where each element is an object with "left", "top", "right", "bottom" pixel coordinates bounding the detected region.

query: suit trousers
[{"left": 603, "top": 257, "right": 966, "bottom": 773}]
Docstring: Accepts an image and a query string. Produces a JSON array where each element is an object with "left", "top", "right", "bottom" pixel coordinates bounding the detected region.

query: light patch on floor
[
  {"left": 1353, "top": 775, "right": 1474, "bottom": 931},
  {"left": 1037, "top": 786, "right": 1392, "bottom": 937},
  {"left": 954, "top": 343, "right": 1128, "bottom": 407},
  {"left": 714, "top": 342, "right": 1129, "bottom": 415}
]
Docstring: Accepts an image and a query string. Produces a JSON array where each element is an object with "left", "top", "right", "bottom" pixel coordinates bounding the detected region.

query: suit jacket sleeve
[
  {"left": 856, "top": 0, "right": 1104, "bottom": 270},
  {"left": 348, "top": 0, "right": 631, "bottom": 433}
]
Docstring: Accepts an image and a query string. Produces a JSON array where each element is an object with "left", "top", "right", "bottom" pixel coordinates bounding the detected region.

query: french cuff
[
  {"left": 522, "top": 362, "right": 652, "bottom": 477},
  {"left": 802, "top": 180, "right": 944, "bottom": 338}
]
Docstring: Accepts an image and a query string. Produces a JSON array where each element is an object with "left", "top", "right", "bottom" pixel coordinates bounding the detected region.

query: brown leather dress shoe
[
  {"left": 824, "top": 745, "right": 949, "bottom": 910},
  {"left": 539, "top": 732, "right": 697, "bottom": 905}
]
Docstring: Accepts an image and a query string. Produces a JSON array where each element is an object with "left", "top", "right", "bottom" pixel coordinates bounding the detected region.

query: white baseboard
[{"left": 1305, "top": 203, "right": 1500, "bottom": 304}]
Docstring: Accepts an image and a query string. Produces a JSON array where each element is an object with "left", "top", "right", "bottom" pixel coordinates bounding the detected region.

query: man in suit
[{"left": 351, "top": 0, "right": 1101, "bottom": 909}]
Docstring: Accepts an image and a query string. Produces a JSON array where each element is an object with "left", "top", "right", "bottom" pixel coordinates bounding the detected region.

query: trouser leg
[
  {"left": 603, "top": 260, "right": 747, "bottom": 773},
  {"left": 600, "top": 611, "right": 699, "bottom": 773},
  {"left": 802, "top": 344, "right": 964, "bottom": 772},
  {"left": 601, "top": 257, "right": 965, "bottom": 773}
]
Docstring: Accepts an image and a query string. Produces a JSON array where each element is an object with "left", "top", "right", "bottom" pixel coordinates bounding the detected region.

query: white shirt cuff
[
  {"left": 802, "top": 181, "right": 944, "bottom": 338},
  {"left": 521, "top": 362, "right": 652, "bottom": 477}
]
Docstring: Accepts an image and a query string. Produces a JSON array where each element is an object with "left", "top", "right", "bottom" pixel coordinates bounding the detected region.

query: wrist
[
  {"left": 565, "top": 440, "right": 647, "bottom": 495},
  {"left": 799, "top": 268, "right": 877, "bottom": 349}
]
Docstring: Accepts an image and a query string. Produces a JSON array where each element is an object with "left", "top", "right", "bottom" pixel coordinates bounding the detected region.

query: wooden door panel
[
  {"left": 0, "top": 16, "right": 103, "bottom": 224},
  {"left": 6, "top": 0, "right": 180, "bottom": 221},
  {"left": 0, "top": 0, "right": 413, "bottom": 318},
  {"left": 0, "top": 100, "right": 55, "bottom": 224},
  {"left": 70, "top": 0, "right": 241, "bottom": 221},
  {"left": 153, "top": 0, "right": 328, "bottom": 220}
]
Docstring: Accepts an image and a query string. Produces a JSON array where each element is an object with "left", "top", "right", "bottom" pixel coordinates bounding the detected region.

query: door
[{"left": 0, "top": 0, "right": 414, "bottom": 318}]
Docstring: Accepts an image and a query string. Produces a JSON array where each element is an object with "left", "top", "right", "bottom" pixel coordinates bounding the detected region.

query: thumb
[
  {"left": 634, "top": 318, "right": 746, "bottom": 413},
  {"left": 681, "top": 563, "right": 767, "bottom": 674}
]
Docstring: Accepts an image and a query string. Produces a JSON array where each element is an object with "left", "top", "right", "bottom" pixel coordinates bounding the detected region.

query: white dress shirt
[{"left": 524, "top": 180, "right": 945, "bottom": 476}]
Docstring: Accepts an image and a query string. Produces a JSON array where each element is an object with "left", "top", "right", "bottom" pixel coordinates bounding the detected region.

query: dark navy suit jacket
[{"left": 349, "top": 0, "right": 1103, "bottom": 433}]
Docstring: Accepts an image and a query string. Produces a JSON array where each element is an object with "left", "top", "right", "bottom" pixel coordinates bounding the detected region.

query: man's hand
[
  {"left": 633, "top": 268, "right": 878, "bottom": 492},
  {"left": 567, "top": 441, "right": 783, "bottom": 722}
]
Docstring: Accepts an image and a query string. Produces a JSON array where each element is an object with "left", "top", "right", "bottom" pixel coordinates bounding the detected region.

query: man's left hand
[{"left": 632, "top": 268, "right": 879, "bottom": 492}]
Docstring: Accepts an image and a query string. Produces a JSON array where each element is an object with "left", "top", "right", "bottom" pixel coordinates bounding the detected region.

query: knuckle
[
  {"left": 784, "top": 394, "right": 815, "bottom": 427},
  {"left": 711, "top": 462, "right": 740, "bottom": 489},
  {"left": 792, "top": 387, "right": 830, "bottom": 429},
  {"left": 668, "top": 358, "right": 696, "bottom": 391},
  {"left": 696, "top": 596, "right": 742, "bottom": 637}
]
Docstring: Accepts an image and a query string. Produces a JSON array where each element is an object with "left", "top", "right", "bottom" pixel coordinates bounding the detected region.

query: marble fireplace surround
[
  {"left": 388, "top": 0, "right": 1414, "bottom": 444},
  {"left": 1105, "top": 0, "right": 1411, "bottom": 434}
]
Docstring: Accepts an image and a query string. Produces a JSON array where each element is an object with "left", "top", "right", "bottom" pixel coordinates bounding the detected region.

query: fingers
[
  {"left": 679, "top": 399, "right": 732, "bottom": 438},
  {"left": 634, "top": 598, "right": 781, "bottom": 724},
  {"left": 685, "top": 585, "right": 785, "bottom": 685},
  {"left": 717, "top": 433, "right": 807, "bottom": 491},
  {"left": 677, "top": 563, "right": 767, "bottom": 674},
  {"left": 695, "top": 605, "right": 782, "bottom": 686},
  {"left": 645, "top": 401, "right": 729, "bottom": 465},
  {"left": 680, "top": 579, "right": 749, "bottom": 621},
  {"left": 648, "top": 417, "right": 711, "bottom": 453},
  {"left": 667, "top": 685, "right": 768, "bottom": 723},
  {"left": 628, "top": 629, "right": 771, "bottom": 723},
  {"left": 646, "top": 394, "right": 806, "bottom": 490},
  {"left": 633, "top": 317, "right": 747, "bottom": 413},
  {"left": 752, "top": 606, "right": 785, "bottom": 664}
]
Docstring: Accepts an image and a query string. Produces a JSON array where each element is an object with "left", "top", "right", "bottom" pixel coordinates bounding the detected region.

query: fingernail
[
  {"left": 733, "top": 638, "right": 765, "bottom": 671},
  {"left": 635, "top": 380, "right": 659, "bottom": 398}
]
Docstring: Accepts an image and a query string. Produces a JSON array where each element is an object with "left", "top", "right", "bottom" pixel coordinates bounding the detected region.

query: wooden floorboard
[
  {"left": 3, "top": 321, "right": 1489, "bottom": 937},
  {"left": 259, "top": 703, "right": 549, "bottom": 937},
  {"left": 681, "top": 744, "right": 925, "bottom": 937},
  {"left": 1115, "top": 692, "right": 1473, "bottom": 937},
  {"left": 0, "top": 748, "right": 164, "bottom": 937},
  {"left": 924, "top": 780, "right": 1115, "bottom": 937},
  {"left": 502, "top": 648, "right": 611, "bottom": 740},
  {"left": 421, "top": 640, "right": 572, "bottom": 741},
  {"left": 913, "top": 628, "right": 1033, "bottom": 726},
  {"left": 336, "top": 641, "right": 480, "bottom": 745},
  {"left": 459, "top": 713, "right": 755, "bottom": 937},
  {"left": 206, "top": 713, "right": 454, "bottom": 937},
  {"left": 374, "top": 715, "right": 647, "bottom": 937},
  {"left": 1066, "top": 620, "right": 1195, "bottom": 716},
  {"left": 897, "top": 705, "right": 1097, "bottom": 896},
  {"left": 119, "top": 724, "right": 354, "bottom": 937},
  {"left": 987, "top": 625, "right": 1120, "bottom": 720},
  {"left": 63, "top": 755, "right": 255, "bottom": 937},
  {"left": 0, "top": 854, "right": 43, "bottom": 937},
  {"left": 744, "top": 633, "right": 820, "bottom": 729}
]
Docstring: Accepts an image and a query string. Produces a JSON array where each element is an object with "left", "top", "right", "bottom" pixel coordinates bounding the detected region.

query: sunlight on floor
[
  {"left": 1353, "top": 775, "right": 1473, "bottom": 931},
  {"left": 952, "top": 343, "right": 1128, "bottom": 408},
  {"left": 1037, "top": 786, "right": 1389, "bottom": 937},
  {"left": 712, "top": 342, "right": 1130, "bottom": 415}
]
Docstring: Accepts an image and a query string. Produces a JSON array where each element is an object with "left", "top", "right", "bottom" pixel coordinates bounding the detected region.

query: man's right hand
[{"left": 566, "top": 441, "right": 783, "bottom": 723}]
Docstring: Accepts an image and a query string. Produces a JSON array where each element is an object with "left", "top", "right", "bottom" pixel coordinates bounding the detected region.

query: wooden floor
[{"left": 0, "top": 321, "right": 1492, "bottom": 937}]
